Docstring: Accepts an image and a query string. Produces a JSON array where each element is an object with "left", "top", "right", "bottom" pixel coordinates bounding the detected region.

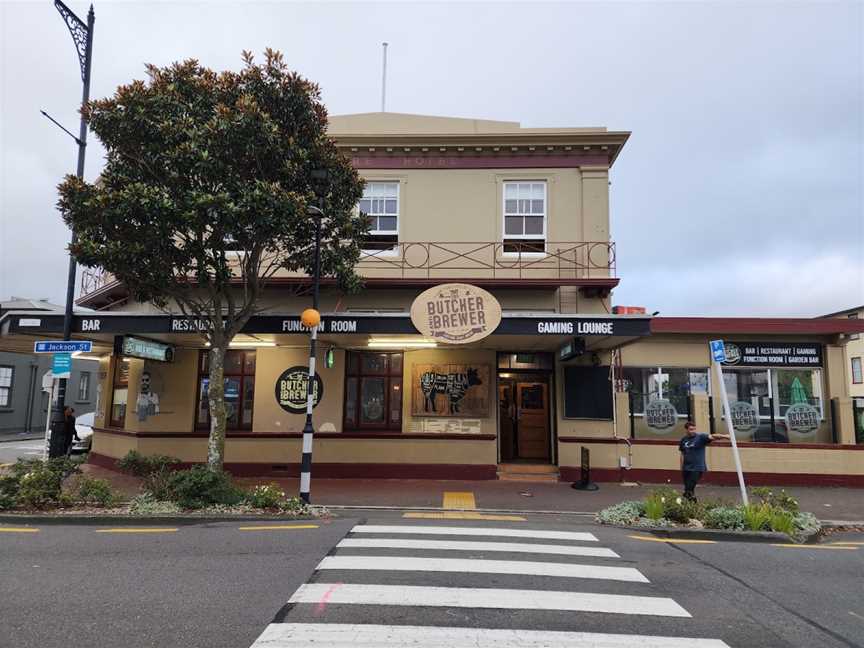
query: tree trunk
[{"left": 207, "top": 344, "right": 227, "bottom": 471}]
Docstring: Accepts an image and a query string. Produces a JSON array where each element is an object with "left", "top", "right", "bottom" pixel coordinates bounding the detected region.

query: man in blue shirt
[{"left": 679, "top": 421, "right": 729, "bottom": 501}]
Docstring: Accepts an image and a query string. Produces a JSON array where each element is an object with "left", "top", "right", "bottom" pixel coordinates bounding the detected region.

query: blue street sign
[
  {"left": 710, "top": 339, "right": 726, "bottom": 363},
  {"left": 52, "top": 353, "right": 72, "bottom": 379},
  {"left": 33, "top": 340, "right": 92, "bottom": 354}
]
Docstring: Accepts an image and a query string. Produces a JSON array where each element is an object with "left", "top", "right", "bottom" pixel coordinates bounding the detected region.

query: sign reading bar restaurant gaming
[
  {"left": 721, "top": 342, "right": 823, "bottom": 367},
  {"left": 410, "top": 284, "right": 502, "bottom": 344}
]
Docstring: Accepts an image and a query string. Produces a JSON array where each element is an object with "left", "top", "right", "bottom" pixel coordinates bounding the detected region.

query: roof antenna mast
[{"left": 381, "top": 42, "right": 388, "bottom": 112}]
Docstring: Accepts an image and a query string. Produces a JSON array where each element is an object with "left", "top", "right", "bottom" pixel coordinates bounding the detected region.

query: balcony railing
[
  {"left": 355, "top": 241, "right": 615, "bottom": 282},
  {"left": 79, "top": 241, "right": 615, "bottom": 300}
]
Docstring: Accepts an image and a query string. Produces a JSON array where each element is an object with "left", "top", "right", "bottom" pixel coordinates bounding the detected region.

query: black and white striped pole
[{"left": 299, "top": 191, "right": 325, "bottom": 504}]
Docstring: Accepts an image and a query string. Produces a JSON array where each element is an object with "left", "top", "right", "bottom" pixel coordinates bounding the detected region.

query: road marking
[
  {"left": 628, "top": 535, "right": 716, "bottom": 545},
  {"left": 95, "top": 528, "right": 179, "bottom": 534},
  {"left": 352, "top": 525, "right": 597, "bottom": 542},
  {"left": 403, "top": 512, "right": 526, "bottom": 521},
  {"left": 338, "top": 537, "right": 618, "bottom": 558},
  {"left": 252, "top": 623, "right": 731, "bottom": 647},
  {"left": 0, "top": 527, "right": 39, "bottom": 533},
  {"left": 238, "top": 524, "right": 319, "bottom": 531},
  {"left": 830, "top": 541, "right": 864, "bottom": 546},
  {"left": 442, "top": 491, "right": 476, "bottom": 510},
  {"left": 289, "top": 583, "right": 691, "bottom": 617},
  {"left": 771, "top": 543, "right": 858, "bottom": 550},
  {"left": 317, "top": 555, "right": 644, "bottom": 582}
]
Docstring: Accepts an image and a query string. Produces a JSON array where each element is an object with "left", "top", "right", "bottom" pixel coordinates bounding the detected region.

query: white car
[{"left": 72, "top": 411, "right": 95, "bottom": 454}]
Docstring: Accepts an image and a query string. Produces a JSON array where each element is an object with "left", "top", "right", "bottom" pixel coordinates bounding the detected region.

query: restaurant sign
[
  {"left": 721, "top": 342, "right": 822, "bottom": 367},
  {"left": 275, "top": 366, "right": 323, "bottom": 414},
  {"left": 730, "top": 401, "right": 759, "bottom": 432},
  {"left": 645, "top": 399, "right": 678, "bottom": 431},
  {"left": 410, "top": 284, "right": 502, "bottom": 345},
  {"left": 785, "top": 402, "right": 820, "bottom": 435}
]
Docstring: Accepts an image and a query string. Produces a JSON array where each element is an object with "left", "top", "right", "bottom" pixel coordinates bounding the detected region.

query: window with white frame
[
  {"left": 852, "top": 357, "right": 863, "bottom": 384},
  {"left": 0, "top": 365, "right": 13, "bottom": 408},
  {"left": 849, "top": 313, "right": 860, "bottom": 340},
  {"left": 358, "top": 182, "right": 399, "bottom": 252},
  {"left": 78, "top": 372, "right": 91, "bottom": 401},
  {"left": 503, "top": 181, "right": 546, "bottom": 253}
]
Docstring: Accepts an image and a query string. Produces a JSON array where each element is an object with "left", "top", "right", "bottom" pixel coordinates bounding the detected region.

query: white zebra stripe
[
  {"left": 250, "top": 623, "right": 732, "bottom": 647},
  {"left": 317, "top": 555, "right": 646, "bottom": 582},
  {"left": 351, "top": 525, "right": 598, "bottom": 542},
  {"left": 337, "top": 537, "right": 618, "bottom": 558},
  {"left": 288, "top": 583, "right": 691, "bottom": 617}
]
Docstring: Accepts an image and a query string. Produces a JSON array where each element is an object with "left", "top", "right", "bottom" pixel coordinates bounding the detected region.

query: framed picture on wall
[{"left": 411, "top": 364, "right": 490, "bottom": 417}]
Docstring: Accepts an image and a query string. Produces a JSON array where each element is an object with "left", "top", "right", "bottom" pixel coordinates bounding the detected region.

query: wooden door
[{"left": 516, "top": 382, "right": 549, "bottom": 459}]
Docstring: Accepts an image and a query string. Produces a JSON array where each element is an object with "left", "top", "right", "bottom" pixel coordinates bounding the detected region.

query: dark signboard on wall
[
  {"left": 721, "top": 342, "right": 823, "bottom": 367},
  {"left": 275, "top": 366, "right": 323, "bottom": 414}
]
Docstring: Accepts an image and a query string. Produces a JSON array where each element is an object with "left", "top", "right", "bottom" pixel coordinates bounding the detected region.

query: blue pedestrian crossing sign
[
  {"left": 710, "top": 340, "right": 726, "bottom": 363},
  {"left": 34, "top": 340, "right": 92, "bottom": 354},
  {"left": 52, "top": 353, "right": 72, "bottom": 379}
]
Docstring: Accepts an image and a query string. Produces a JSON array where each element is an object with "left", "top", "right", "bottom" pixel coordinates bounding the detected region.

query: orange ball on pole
[{"left": 301, "top": 308, "right": 321, "bottom": 329}]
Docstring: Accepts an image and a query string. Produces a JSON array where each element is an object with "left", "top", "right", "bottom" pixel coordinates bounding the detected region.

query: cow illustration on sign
[{"left": 420, "top": 367, "right": 483, "bottom": 414}]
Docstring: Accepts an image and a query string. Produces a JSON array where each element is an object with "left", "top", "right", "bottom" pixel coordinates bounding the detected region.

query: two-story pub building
[{"left": 2, "top": 113, "right": 863, "bottom": 485}]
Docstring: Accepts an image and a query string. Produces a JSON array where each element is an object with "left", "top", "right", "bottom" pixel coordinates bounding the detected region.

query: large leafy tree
[{"left": 58, "top": 50, "right": 366, "bottom": 470}]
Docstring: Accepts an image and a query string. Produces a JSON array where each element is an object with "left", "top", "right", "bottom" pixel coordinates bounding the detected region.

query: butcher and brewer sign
[{"left": 410, "top": 284, "right": 502, "bottom": 345}]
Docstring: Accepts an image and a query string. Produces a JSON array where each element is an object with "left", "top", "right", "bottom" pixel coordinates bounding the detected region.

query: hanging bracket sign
[{"left": 410, "top": 283, "right": 502, "bottom": 345}]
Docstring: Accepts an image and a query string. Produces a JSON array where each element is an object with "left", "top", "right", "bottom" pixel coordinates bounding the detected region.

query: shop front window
[
  {"left": 623, "top": 367, "right": 708, "bottom": 438},
  {"left": 196, "top": 350, "right": 256, "bottom": 430},
  {"left": 344, "top": 351, "right": 403, "bottom": 431}
]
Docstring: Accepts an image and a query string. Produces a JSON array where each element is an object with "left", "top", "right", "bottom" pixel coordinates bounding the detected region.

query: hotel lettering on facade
[{"left": 2, "top": 113, "right": 863, "bottom": 485}]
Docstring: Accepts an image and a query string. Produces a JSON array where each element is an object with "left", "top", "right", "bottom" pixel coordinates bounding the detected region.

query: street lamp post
[
  {"left": 47, "top": 1, "right": 95, "bottom": 458},
  {"left": 299, "top": 170, "right": 328, "bottom": 504}
]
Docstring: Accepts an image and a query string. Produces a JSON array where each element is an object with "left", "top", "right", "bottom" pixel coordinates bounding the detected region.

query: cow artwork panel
[{"left": 411, "top": 364, "right": 490, "bottom": 417}]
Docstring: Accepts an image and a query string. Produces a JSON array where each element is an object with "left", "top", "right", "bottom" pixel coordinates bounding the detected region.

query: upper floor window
[
  {"left": 77, "top": 372, "right": 91, "bottom": 402},
  {"left": 503, "top": 181, "right": 546, "bottom": 254},
  {"left": 852, "top": 357, "right": 863, "bottom": 384},
  {"left": 0, "top": 365, "right": 13, "bottom": 408},
  {"left": 849, "top": 313, "right": 860, "bottom": 341},
  {"left": 359, "top": 182, "right": 399, "bottom": 252}
]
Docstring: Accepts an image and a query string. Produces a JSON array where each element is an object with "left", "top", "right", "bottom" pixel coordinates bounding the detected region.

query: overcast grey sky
[{"left": 1, "top": 0, "right": 862, "bottom": 316}]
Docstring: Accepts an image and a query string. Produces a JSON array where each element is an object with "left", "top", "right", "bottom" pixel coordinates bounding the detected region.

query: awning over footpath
[{"left": 0, "top": 309, "right": 652, "bottom": 354}]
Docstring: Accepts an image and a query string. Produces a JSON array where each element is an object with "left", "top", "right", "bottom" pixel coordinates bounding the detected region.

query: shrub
[
  {"left": 751, "top": 487, "right": 799, "bottom": 514},
  {"left": 142, "top": 468, "right": 175, "bottom": 501},
  {"left": 742, "top": 503, "right": 773, "bottom": 531},
  {"left": 644, "top": 494, "right": 665, "bottom": 521},
  {"left": 278, "top": 496, "right": 309, "bottom": 515},
  {"left": 793, "top": 512, "right": 821, "bottom": 535},
  {"left": 73, "top": 476, "right": 118, "bottom": 507},
  {"left": 0, "top": 475, "right": 20, "bottom": 500},
  {"left": 703, "top": 506, "right": 745, "bottom": 530},
  {"left": 769, "top": 509, "right": 795, "bottom": 535},
  {"left": 17, "top": 469, "right": 64, "bottom": 509},
  {"left": 596, "top": 501, "right": 644, "bottom": 526},
  {"left": 246, "top": 483, "right": 285, "bottom": 509},
  {"left": 128, "top": 493, "right": 181, "bottom": 515},
  {"left": 117, "top": 450, "right": 181, "bottom": 477},
  {"left": 162, "top": 466, "right": 243, "bottom": 509},
  {"left": 0, "top": 492, "right": 16, "bottom": 511}
]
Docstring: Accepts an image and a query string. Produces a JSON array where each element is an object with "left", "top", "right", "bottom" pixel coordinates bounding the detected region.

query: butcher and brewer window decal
[
  {"left": 409, "top": 283, "right": 502, "bottom": 345},
  {"left": 411, "top": 364, "right": 490, "bottom": 418}
]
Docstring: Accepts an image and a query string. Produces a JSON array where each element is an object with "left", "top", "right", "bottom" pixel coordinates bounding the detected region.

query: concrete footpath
[{"left": 78, "top": 463, "right": 864, "bottom": 521}]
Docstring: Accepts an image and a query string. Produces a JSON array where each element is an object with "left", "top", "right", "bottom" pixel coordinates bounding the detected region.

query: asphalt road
[
  {"left": 1, "top": 512, "right": 862, "bottom": 648},
  {"left": 0, "top": 438, "right": 46, "bottom": 464}
]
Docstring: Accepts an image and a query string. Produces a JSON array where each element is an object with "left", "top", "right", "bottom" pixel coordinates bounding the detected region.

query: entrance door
[{"left": 516, "top": 382, "right": 549, "bottom": 460}]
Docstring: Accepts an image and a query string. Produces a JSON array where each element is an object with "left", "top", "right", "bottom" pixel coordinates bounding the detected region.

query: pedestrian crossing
[{"left": 249, "top": 522, "right": 732, "bottom": 647}]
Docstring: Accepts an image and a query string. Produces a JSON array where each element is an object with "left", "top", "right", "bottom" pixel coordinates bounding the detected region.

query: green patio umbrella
[{"left": 790, "top": 377, "right": 809, "bottom": 404}]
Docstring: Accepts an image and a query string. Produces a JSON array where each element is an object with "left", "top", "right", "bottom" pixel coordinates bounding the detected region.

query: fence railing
[{"left": 79, "top": 241, "right": 616, "bottom": 297}]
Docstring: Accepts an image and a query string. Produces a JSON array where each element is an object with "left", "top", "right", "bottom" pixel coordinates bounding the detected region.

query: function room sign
[
  {"left": 721, "top": 342, "right": 823, "bottom": 367},
  {"left": 410, "top": 284, "right": 502, "bottom": 344}
]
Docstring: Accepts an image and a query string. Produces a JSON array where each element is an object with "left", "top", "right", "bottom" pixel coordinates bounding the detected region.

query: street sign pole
[{"left": 709, "top": 340, "right": 749, "bottom": 506}]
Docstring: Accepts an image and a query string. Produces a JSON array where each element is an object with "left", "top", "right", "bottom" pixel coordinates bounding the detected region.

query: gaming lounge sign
[{"left": 410, "top": 284, "right": 503, "bottom": 345}]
